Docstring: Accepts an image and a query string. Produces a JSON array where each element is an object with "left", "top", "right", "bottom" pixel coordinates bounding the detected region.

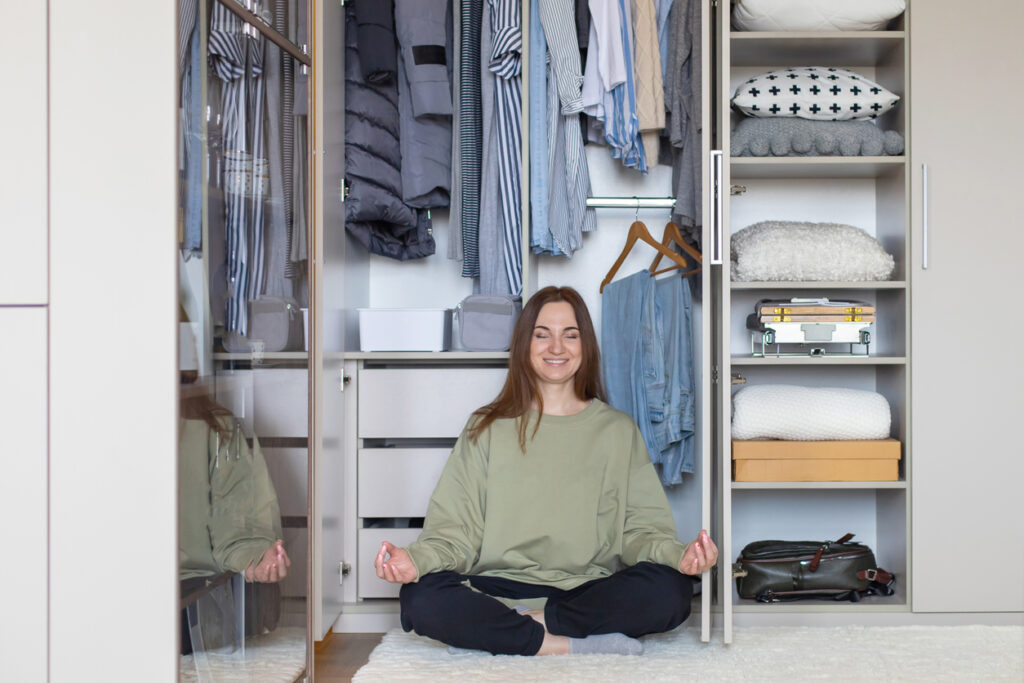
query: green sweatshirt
[
  {"left": 406, "top": 399, "right": 689, "bottom": 590},
  {"left": 178, "top": 418, "right": 283, "bottom": 580}
]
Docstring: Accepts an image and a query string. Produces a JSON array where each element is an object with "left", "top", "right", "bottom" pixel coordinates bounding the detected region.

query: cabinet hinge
[
  {"left": 341, "top": 177, "right": 350, "bottom": 202},
  {"left": 339, "top": 369, "right": 351, "bottom": 392},
  {"left": 712, "top": 365, "right": 720, "bottom": 385},
  {"left": 339, "top": 561, "right": 351, "bottom": 585}
]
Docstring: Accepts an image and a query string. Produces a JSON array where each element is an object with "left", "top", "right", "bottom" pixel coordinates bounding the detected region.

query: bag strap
[
  {"left": 859, "top": 568, "right": 897, "bottom": 597},
  {"left": 809, "top": 533, "right": 857, "bottom": 572}
]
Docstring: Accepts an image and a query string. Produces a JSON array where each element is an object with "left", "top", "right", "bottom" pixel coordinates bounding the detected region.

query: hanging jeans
[{"left": 602, "top": 270, "right": 695, "bottom": 485}]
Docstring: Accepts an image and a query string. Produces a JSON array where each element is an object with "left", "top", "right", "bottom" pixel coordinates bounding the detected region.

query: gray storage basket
[{"left": 457, "top": 295, "right": 521, "bottom": 351}]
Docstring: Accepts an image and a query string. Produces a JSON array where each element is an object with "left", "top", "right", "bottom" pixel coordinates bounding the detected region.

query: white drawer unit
[
  {"left": 358, "top": 448, "right": 449, "bottom": 518},
  {"left": 357, "top": 367, "right": 507, "bottom": 438},
  {"left": 358, "top": 527, "right": 422, "bottom": 599}
]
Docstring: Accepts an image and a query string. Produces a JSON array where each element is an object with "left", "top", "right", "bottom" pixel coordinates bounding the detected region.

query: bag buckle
[{"left": 862, "top": 569, "right": 879, "bottom": 581}]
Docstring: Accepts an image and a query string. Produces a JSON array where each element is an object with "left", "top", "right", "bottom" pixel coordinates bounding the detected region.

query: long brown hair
[
  {"left": 468, "top": 286, "right": 606, "bottom": 450},
  {"left": 180, "top": 378, "right": 235, "bottom": 441}
]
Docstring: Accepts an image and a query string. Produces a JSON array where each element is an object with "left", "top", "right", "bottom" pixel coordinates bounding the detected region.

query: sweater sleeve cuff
[{"left": 405, "top": 543, "right": 434, "bottom": 582}]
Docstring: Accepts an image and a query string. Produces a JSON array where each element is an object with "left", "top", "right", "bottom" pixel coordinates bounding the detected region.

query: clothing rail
[
  {"left": 585, "top": 196, "right": 677, "bottom": 209},
  {"left": 216, "top": 0, "right": 312, "bottom": 67}
]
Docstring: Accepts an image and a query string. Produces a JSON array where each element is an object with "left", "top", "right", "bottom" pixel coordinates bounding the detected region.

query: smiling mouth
[{"left": 544, "top": 359, "right": 568, "bottom": 365}]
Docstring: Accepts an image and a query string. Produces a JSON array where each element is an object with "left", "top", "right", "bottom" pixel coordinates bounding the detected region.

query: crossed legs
[{"left": 399, "top": 562, "right": 694, "bottom": 656}]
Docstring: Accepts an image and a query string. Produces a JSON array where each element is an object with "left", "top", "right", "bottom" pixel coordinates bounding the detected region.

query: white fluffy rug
[
  {"left": 179, "top": 626, "right": 306, "bottom": 682},
  {"left": 353, "top": 625, "right": 1023, "bottom": 682}
]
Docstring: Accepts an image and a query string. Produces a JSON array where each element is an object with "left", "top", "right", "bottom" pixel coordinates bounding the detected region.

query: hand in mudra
[
  {"left": 679, "top": 529, "right": 718, "bottom": 576},
  {"left": 375, "top": 541, "right": 419, "bottom": 584},
  {"left": 246, "top": 539, "right": 292, "bottom": 583}
]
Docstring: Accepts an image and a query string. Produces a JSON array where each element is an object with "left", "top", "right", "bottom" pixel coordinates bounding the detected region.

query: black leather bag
[{"left": 734, "top": 533, "right": 896, "bottom": 602}]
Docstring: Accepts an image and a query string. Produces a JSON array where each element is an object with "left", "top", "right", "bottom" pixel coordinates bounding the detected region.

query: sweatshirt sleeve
[
  {"left": 620, "top": 424, "right": 689, "bottom": 571},
  {"left": 405, "top": 423, "right": 489, "bottom": 579}
]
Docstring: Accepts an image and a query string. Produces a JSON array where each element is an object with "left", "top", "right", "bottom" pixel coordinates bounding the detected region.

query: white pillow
[
  {"left": 731, "top": 221, "right": 895, "bottom": 282},
  {"left": 732, "top": 0, "right": 905, "bottom": 32},
  {"left": 732, "top": 67, "right": 899, "bottom": 121},
  {"left": 732, "top": 385, "right": 892, "bottom": 441}
]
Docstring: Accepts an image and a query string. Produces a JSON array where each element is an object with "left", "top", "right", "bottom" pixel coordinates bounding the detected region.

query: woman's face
[{"left": 529, "top": 301, "right": 583, "bottom": 389}]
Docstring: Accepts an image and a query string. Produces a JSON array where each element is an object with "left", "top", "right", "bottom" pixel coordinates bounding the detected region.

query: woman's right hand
[{"left": 374, "top": 541, "right": 418, "bottom": 584}]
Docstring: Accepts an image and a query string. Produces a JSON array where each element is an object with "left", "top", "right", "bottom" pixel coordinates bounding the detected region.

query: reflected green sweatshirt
[
  {"left": 406, "top": 399, "right": 689, "bottom": 590},
  {"left": 178, "top": 418, "right": 282, "bottom": 580}
]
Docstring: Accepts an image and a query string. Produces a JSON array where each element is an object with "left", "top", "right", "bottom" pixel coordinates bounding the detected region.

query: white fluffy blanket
[{"left": 732, "top": 221, "right": 895, "bottom": 282}]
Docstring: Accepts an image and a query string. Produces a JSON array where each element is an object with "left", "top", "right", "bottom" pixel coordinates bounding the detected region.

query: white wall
[
  {"left": 48, "top": 1, "right": 179, "bottom": 680},
  {"left": 0, "top": 1, "right": 49, "bottom": 679}
]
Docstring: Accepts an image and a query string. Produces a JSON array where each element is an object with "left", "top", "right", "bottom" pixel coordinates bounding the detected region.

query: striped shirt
[
  {"left": 210, "top": 2, "right": 269, "bottom": 335},
  {"left": 604, "top": 0, "right": 647, "bottom": 172},
  {"left": 489, "top": 0, "right": 523, "bottom": 296},
  {"left": 459, "top": 0, "right": 484, "bottom": 278},
  {"left": 538, "top": 0, "right": 596, "bottom": 256}
]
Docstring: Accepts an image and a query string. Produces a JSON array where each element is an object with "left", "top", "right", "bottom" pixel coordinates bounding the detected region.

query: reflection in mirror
[{"left": 177, "top": 0, "right": 310, "bottom": 679}]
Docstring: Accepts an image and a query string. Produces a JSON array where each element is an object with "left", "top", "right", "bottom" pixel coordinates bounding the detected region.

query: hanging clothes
[
  {"left": 581, "top": 0, "right": 626, "bottom": 130},
  {"left": 489, "top": 0, "right": 524, "bottom": 296},
  {"left": 538, "top": 0, "right": 596, "bottom": 257},
  {"left": 210, "top": 2, "right": 268, "bottom": 335},
  {"left": 343, "top": 5, "right": 435, "bottom": 261},
  {"left": 581, "top": 0, "right": 647, "bottom": 171},
  {"left": 395, "top": 0, "right": 453, "bottom": 209},
  {"left": 262, "top": 0, "right": 296, "bottom": 300},
  {"left": 289, "top": 0, "right": 310, "bottom": 275},
  {"left": 179, "top": 0, "right": 202, "bottom": 257},
  {"left": 448, "top": 2, "right": 464, "bottom": 263},
  {"left": 456, "top": 0, "right": 484, "bottom": 277},
  {"left": 353, "top": 0, "right": 398, "bottom": 84},
  {"left": 476, "top": 3, "right": 507, "bottom": 294},
  {"left": 630, "top": 0, "right": 665, "bottom": 165},
  {"left": 528, "top": 0, "right": 555, "bottom": 255},
  {"left": 601, "top": 270, "right": 695, "bottom": 485},
  {"left": 664, "top": 0, "right": 702, "bottom": 249}
]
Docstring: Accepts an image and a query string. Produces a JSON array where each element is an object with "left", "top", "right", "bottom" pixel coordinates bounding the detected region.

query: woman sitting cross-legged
[{"left": 373, "top": 286, "right": 718, "bottom": 656}]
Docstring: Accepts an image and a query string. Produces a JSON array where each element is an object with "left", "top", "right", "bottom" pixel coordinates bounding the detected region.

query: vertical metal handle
[
  {"left": 921, "top": 163, "right": 929, "bottom": 269},
  {"left": 710, "top": 150, "right": 724, "bottom": 265}
]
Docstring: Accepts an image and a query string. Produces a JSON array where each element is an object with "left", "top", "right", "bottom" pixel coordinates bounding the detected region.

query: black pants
[{"left": 399, "top": 562, "right": 693, "bottom": 656}]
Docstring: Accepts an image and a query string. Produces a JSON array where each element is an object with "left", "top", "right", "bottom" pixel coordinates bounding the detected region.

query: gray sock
[{"left": 568, "top": 633, "right": 644, "bottom": 656}]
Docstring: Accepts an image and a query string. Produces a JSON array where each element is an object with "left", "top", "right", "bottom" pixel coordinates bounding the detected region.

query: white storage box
[{"left": 358, "top": 308, "right": 451, "bottom": 352}]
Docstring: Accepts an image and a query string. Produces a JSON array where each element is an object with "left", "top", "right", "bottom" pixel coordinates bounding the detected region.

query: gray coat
[
  {"left": 395, "top": 0, "right": 453, "bottom": 209},
  {"left": 345, "top": 6, "right": 435, "bottom": 260}
]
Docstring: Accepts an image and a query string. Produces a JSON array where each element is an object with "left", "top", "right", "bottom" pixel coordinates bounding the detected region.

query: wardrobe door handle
[
  {"left": 921, "top": 163, "right": 929, "bottom": 270},
  {"left": 710, "top": 150, "right": 724, "bottom": 265}
]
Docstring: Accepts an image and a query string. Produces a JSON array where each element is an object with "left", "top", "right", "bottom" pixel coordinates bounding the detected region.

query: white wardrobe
[{"left": 309, "top": 0, "right": 1024, "bottom": 643}]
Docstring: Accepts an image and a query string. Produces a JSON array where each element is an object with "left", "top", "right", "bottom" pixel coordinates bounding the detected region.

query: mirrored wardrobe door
[{"left": 177, "top": 0, "right": 313, "bottom": 679}]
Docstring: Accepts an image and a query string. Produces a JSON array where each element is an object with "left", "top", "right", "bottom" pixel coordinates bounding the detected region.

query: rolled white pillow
[
  {"left": 732, "top": 0, "right": 906, "bottom": 32},
  {"left": 732, "top": 384, "right": 891, "bottom": 441}
]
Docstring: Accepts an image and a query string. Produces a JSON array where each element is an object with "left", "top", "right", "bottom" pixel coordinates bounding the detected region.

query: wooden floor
[{"left": 313, "top": 631, "right": 384, "bottom": 682}]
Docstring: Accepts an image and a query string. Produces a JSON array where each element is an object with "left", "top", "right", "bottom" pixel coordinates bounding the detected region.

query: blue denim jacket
[{"left": 601, "top": 270, "right": 695, "bottom": 485}]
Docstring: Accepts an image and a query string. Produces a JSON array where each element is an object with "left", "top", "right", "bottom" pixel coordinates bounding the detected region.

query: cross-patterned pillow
[{"left": 731, "top": 67, "right": 899, "bottom": 121}]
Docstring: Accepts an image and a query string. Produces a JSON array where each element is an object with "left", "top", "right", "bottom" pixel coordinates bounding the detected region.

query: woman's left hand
[{"left": 679, "top": 529, "right": 719, "bottom": 576}]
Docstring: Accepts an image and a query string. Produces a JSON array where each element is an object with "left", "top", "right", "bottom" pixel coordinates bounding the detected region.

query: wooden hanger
[
  {"left": 649, "top": 221, "right": 702, "bottom": 277},
  {"left": 600, "top": 220, "right": 692, "bottom": 293}
]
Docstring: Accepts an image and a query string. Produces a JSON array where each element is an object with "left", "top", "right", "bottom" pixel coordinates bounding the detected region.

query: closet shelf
[
  {"left": 214, "top": 352, "right": 309, "bottom": 361},
  {"left": 732, "top": 600, "right": 908, "bottom": 614},
  {"left": 730, "top": 355, "right": 906, "bottom": 366},
  {"left": 731, "top": 281, "right": 907, "bottom": 290},
  {"left": 729, "top": 31, "right": 905, "bottom": 67},
  {"left": 343, "top": 351, "right": 510, "bottom": 361},
  {"left": 729, "top": 157, "right": 905, "bottom": 179},
  {"left": 732, "top": 480, "right": 907, "bottom": 490}
]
